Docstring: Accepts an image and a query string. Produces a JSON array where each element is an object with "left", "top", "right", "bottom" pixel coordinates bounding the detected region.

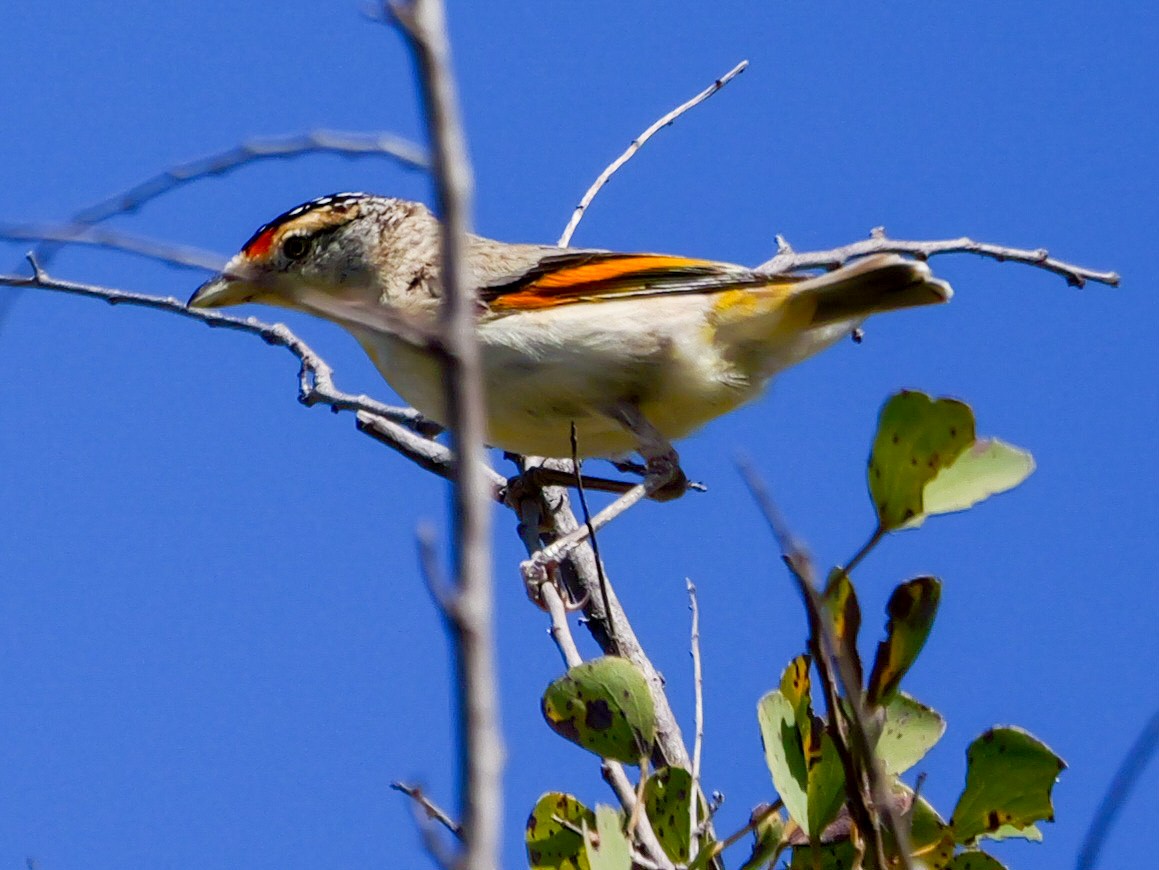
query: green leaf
[
  {"left": 541, "top": 656, "right": 656, "bottom": 764},
  {"left": 910, "top": 437, "right": 1035, "bottom": 528},
  {"left": 526, "top": 792, "right": 595, "bottom": 870},
  {"left": 738, "top": 805, "right": 786, "bottom": 870},
  {"left": 643, "top": 766, "right": 693, "bottom": 863},
  {"left": 945, "top": 852, "right": 1007, "bottom": 870},
  {"left": 866, "top": 577, "right": 941, "bottom": 706},
  {"left": 758, "top": 658, "right": 845, "bottom": 839},
  {"left": 876, "top": 692, "right": 947, "bottom": 776},
  {"left": 788, "top": 841, "right": 859, "bottom": 870},
  {"left": 584, "top": 805, "right": 632, "bottom": 870},
  {"left": 757, "top": 690, "right": 808, "bottom": 834},
  {"left": 950, "top": 727, "right": 1066, "bottom": 843},
  {"left": 867, "top": 391, "right": 975, "bottom": 530}
]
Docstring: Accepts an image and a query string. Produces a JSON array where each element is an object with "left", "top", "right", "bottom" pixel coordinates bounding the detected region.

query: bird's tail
[{"left": 788, "top": 253, "right": 953, "bottom": 326}]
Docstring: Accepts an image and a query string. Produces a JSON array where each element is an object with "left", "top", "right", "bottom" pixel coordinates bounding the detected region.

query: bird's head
[{"left": 187, "top": 193, "right": 439, "bottom": 325}]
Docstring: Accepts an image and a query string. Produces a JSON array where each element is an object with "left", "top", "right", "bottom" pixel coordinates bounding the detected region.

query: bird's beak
[{"left": 187, "top": 270, "right": 257, "bottom": 309}]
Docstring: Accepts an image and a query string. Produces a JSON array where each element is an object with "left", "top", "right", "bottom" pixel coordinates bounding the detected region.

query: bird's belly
[{"left": 356, "top": 297, "right": 761, "bottom": 458}]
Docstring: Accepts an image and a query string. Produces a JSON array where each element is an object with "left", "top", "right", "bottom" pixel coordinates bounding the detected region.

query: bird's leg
[
  {"left": 519, "top": 403, "right": 689, "bottom": 584},
  {"left": 606, "top": 402, "right": 689, "bottom": 503}
]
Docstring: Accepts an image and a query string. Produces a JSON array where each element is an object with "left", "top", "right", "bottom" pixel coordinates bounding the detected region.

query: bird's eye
[{"left": 282, "top": 235, "right": 310, "bottom": 261}]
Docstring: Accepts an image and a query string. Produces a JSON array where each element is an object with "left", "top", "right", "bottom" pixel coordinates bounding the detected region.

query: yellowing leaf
[
  {"left": 907, "top": 437, "right": 1035, "bottom": 528},
  {"left": 866, "top": 577, "right": 941, "bottom": 706},
  {"left": 526, "top": 792, "right": 595, "bottom": 870},
  {"left": 877, "top": 692, "right": 947, "bottom": 776},
  {"left": 823, "top": 571, "right": 863, "bottom": 685}
]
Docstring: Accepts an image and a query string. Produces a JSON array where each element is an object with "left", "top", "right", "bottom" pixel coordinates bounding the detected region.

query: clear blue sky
[{"left": 2, "top": 3, "right": 1155, "bottom": 868}]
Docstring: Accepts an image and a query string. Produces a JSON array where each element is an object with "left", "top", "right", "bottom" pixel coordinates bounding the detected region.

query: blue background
[{"left": 1, "top": 3, "right": 1155, "bottom": 868}]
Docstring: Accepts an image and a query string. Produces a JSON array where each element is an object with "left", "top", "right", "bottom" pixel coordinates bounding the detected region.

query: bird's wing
[{"left": 475, "top": 248, "right": 788, "bottom": 313}]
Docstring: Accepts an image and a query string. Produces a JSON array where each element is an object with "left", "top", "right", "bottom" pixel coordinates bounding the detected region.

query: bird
[{"left": 189, "top": 192, "right": 951, "bottom": 495}]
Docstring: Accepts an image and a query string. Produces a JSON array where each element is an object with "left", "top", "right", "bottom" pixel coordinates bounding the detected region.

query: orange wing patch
[{"left": 486, "top": 254, "right": 725, "bottom": 311}]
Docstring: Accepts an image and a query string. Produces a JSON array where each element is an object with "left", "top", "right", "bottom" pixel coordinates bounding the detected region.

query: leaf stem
[{"left": 843, "top": 526, "right": 886, "bottom": 577}]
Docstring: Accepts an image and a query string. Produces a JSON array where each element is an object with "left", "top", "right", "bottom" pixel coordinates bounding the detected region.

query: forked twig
[
  {"left": 0, "top": 267, "right": 457, "bottom": 442},
  {"left": 762, "top": 228, "right": 1119, "bottom": 288},
  {"left": 23, "top": 130, "right": 425, "bottom": 271},
  {"left": 557, "top": 60, "right": 748, "bottom": 246}
]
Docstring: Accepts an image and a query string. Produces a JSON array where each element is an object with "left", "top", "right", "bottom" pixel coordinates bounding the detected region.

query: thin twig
[
  {"left": 58, "top": 130, "right": 425, "bottom": 239},
  {"left": 699, "top": 801, "right": 783, "bottom": 865},
  {"left": 392, "top": 781, "right": 464, "bottom": 840},
  {"left": 687, "top": 578, "right": 707, "bottom": 864},
  {"left": 557, "top": 60, "right": 748, "bottom": 247},
  {"left": 416, "top": 521, "right": 457, "bottom": 614},
  {"left": 761, "top": 228, "right": 1119, "bottom": 289},
  {"left": 570, "top": 424, "right": 614, "bottom": 643},
  {"left": 1076, "top": 706, "right": 1159, "bottom": 870},
  {"left": 390, "top": 4, "right": 502, "bottom": 870},
  {"left": 737, "top": 459, "right": 910, "bottom": 870},
  {"left": 0, "top": 270, "right": 436, "bottom": 429},
  {"left": 527, "top": 481, "right": 693, "bottom": 772},
  {"left": 843, "top": 526, "right": 886, "bottom": 577},
  {"left": 1, "top": 130, "right": 427, "bottom": 329},
  {"left": 1, "top": 223, "right": 227, "bottom": 272}
]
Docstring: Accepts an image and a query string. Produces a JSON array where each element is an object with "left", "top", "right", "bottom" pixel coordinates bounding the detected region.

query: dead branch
[
  {"left": 762, "top": 227, "right": 1119, "bottom": 288},
  {"left": 1076, "top": 706, "right": 1159, "bottom": 870},
  {"left": 688, "top": 578, "right": 705, "bottom": 864},
  {"left": 392, "top": 781, "right": 464, "bottom": 840},
  {"left": 1, "top": 224, "right": 226, "bottom": 272},
  {"left": 558, "top": 60, "right": 748, "bottom": 247},
  {"left": 0, "top": 268, "right": 457, "bottom": 449},
  {"left": 389, "top": 4, "right": 503, "bottom": 870}
]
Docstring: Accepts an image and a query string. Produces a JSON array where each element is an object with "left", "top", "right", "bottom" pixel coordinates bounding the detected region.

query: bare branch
[
  {"left": 760, "top": 229, "right": 1120, "bottom": 288},
  {"left": 514, "top": 470, "right": 694, "bottom": 776},
  {"left": 391, "top": 3, "right": 503, "bottom": 870},
  {"left": 74, "top": 131, "right": 426, "bottom": 222},
  {"left": 1, "top": 223, "right": 226, "bottom": 272},
  {"left": 687, "top": 578, "right": 705, "bottom": 864},
  {"left": 557, "top": 60, "right": 748, "bottom": 247},
  {"left": 0, "top": 270, "right": 444, "bottom": 438},
  {"left": 21, "top": 130, "right": 426, "bottom": 271},
  {"left": 392, "top": 781, "right": 464, "bottom": 840},
  {"left": 1076, "top": 706, "right": 1159, "bottom": 870}
]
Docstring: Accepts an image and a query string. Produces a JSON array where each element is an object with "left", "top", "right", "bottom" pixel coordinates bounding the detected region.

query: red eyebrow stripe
[{"left": 243, "top": 227, "right": 278, "bottom": 259}]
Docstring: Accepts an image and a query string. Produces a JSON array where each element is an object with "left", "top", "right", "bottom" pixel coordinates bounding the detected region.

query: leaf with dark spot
[
  {"left": 541, "top": 656, "right": 656, "bottom": 763},
  {"left": 526, "top": 792, "right": 595, "bottom": 870}
]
